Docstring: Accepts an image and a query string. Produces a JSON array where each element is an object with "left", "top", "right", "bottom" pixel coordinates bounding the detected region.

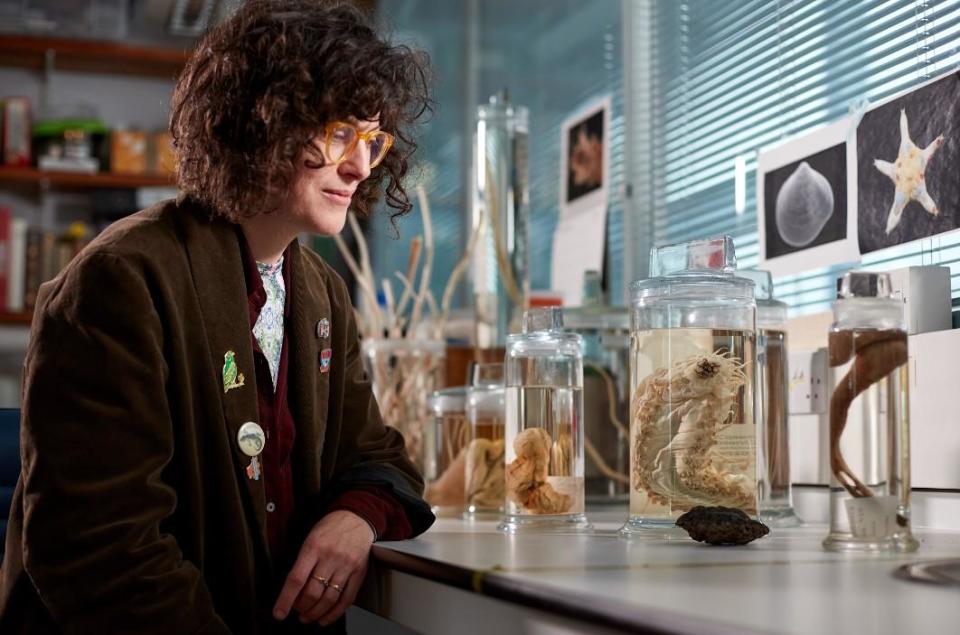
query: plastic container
[
  {"left": 621, "top": 236, "right": 758, "bottom": 536},
  {"left": 499, "top": 307, "right": 590, "bottom": 533},
  {"left": 823, "top": 272, "right": 918, "bottom": 553}
]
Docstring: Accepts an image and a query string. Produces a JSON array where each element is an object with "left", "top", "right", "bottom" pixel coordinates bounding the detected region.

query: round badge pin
[{"left": 237, "top": 421, "right": 266, "bottom": 457}]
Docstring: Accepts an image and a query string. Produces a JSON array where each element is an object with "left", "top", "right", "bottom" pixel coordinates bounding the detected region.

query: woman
[{"left": 0, "top": 1, "right": 433, "bottom": 633}]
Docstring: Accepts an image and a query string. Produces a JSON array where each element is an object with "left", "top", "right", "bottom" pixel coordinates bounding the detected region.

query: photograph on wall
[
  {"left": 857, "top": 71, "right": 960, "bottom": 254},
  {"left": 561, "top": 96, "right": 610, "bottom": 211},
  {"left": 757, "top": 118, "right": 860, "bottom": 276},
  {"left": 554, "top": 96, "right": 611, "bottom": 306}
]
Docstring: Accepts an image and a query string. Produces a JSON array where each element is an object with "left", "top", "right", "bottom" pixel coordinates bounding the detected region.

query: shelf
[
  {"left": 0, "top": 35, "right": 189, "bottom": 78},
  {"left": 0, "top": 167, "right": 175, "bottom": 190},
  {"left": 0, "top": 312, "right": 32, "bottom": 326}
]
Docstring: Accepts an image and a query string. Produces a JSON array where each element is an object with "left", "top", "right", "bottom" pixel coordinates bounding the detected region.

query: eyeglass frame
[{"left": 321, "top": 121, "right": 394, "bottom": 169}]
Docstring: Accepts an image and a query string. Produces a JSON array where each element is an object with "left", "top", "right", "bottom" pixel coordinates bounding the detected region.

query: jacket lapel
[
  {"left": 287, "top": 241, "right": 330, "bottom": 493},
  {"left": 178, "top": 204, "right": 270, "bottom": 557}
]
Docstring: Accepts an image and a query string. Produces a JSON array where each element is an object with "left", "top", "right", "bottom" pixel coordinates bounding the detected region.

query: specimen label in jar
[
  {"left": 504, "top": 386, "right": 585, "bottom": 516},
  {"left": 630, "top": 328, "right": 757, "bottom": 520}
]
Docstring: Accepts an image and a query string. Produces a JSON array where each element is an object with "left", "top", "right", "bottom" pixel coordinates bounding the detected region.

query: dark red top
[{"left": 238, "top": 234, "right": 411, "bottom": 558}]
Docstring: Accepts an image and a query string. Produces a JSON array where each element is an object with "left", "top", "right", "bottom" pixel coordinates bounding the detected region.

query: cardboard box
[
  {"left": 151, "top": 131, "right": 176, "bottom": 176},
  {"left": 110, "top": 130, "right": 148, "bottom": 174}
]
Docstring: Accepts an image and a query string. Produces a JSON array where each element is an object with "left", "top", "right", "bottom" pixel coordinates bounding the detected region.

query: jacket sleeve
[
  {"left": 20, "top": 252, "right": 230, "bottom": 634},
  {"left": 320, "top": 275, "right": 435, "bottom": 538}
]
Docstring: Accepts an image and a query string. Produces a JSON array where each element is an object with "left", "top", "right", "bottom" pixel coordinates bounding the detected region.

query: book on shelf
[{"left": 0, "top": 208, "right": 91, "bottom": 316}]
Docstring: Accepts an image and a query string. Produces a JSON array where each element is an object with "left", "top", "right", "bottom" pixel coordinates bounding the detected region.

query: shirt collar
[{"left": 235, "top": 226, "right": 295, "bottom": 328}]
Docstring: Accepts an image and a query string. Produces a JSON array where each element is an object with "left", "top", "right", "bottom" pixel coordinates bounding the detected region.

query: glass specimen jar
[
  {"left": 739, "top": 269, "right": 801, "bottom": 527},
  {"left": 499, "top": 307, "right": 591, "bottom": 533},
  {"left": 621, "top": 236, "right": 758, "bottom": 536},
  {"left": 423, "top": 387, "right": 469, "bottom": 517},
  {"left": 823, "top": 272, "right": 918, "bottom": 553},
  {"left": 563, "top": 305, "right": 630, "bottom": 503},
  {"left": 464, "top": 363, "right": 506, "bottom": 517}
]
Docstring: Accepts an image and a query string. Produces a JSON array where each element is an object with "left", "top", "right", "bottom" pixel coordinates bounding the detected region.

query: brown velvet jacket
[{"left": 0, "top": 198, "right": 433, "bottom": 634}]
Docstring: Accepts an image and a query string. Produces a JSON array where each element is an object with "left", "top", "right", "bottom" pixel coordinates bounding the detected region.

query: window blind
[
  {"left": 627, "top": 0, "right": 960, "bottom": 317},
  {"left": 370, "top": 0, "right": 625, "bottom": 313}
]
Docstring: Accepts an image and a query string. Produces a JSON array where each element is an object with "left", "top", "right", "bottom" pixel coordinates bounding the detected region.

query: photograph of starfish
[{"left": 858, "top": 72, "right": 960, "bottom": 253}]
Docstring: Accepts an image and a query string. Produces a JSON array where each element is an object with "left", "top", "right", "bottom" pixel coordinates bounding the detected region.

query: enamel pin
[
  {"left": 237, "top": 421, "right": 266, "bottom": 457},
  {"left": 316, "top": 318, "right": 330, "bottom": 340},
  {"left": 319, "top": 348, "right": 332, "bottom": 374},
  {"left": 246, "top": 456, "right": 261, "bottom": 481},
  {"left": 222, "top": 350, "right": 245, "bottom": 393}
]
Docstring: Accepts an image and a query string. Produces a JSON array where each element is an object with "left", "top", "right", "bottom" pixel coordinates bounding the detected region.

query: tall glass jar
[
  {"left": 621, "top": 236, "right": 758, "bottom": 536},
  {"left": 563, "top": 306, "right": 630, "bottom": 503},
  {"left": 464, "top": 363, "right": 506, "bottom": 517},
  {"left": 499, "top": 307, "right": 590, "bottom": 533},
  {"left": 472, "top": 93, "right": 530, "bottom": 349},
  {"left": 823, "top": 272, "right": 918, "bottom": 552},
  {"left": 424, "top": 387, "right": 469, "bottom": 517},
  {"left": 739, "top": 269, "right": 801, "bottom": 527}
]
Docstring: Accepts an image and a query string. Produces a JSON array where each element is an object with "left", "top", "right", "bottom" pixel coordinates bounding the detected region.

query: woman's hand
[{"left": 272, "top": 510, "right": 375, "bottom": 626}]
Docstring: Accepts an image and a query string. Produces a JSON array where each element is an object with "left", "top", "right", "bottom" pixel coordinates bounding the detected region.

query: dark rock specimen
[{"left": 676, "top": 506, "right": 770, "bottom": 546}]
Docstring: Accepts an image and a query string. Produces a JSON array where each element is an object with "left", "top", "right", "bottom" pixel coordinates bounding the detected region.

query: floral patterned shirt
[{"left": 253, "top": 257, "right": 285, "bottom": 389}]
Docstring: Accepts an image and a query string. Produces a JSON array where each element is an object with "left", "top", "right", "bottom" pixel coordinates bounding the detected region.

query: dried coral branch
[
  {"left": 407, "top": 184, "right": 433, "bottom": 339},
  {"left": 333, "top": 228, "right": 381, "bottom": 337},
  {"left": 395, "top": 236, "right": 422, "bottom": 319},
  {"left": 434, "top": 208, "right": 484, "bottom": 339}
]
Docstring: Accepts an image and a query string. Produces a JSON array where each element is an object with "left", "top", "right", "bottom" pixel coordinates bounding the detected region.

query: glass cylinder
[
  {"left": 563, "top": 306, "right": 630, "bottom": 503},
  {"left": 739, "top": 269, "right": 801, "bottom": 527},
  {"left": 362, "top": 338, "right": 446, "bottom": 473},
  {"left": 823, "top": 272, "right": 918, "bottom": 553},
  {"left": 499, "top": 307, "right": 590, "bottom": 533},
  {"left": 621, "top": 236, "right": 758, "bottom": 536},
  {"left": 472, "top": 93, "right": 530, "bottom": 349},
  {"left": 423, "top": 387, "right": 469, "bottom": 517},
  {"left": 464, "top": 363, "right": 506, "bottom": 517}
]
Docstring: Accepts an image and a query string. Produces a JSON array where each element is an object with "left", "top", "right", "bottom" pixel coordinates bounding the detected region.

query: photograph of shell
[
  {"left": 765, "top": 144, "right": 847, "bottom": 257},
  {"left": 757, "top": 118, "right": 860, "bottom": 276},
  {"left": 857, "top": 71, "right": 960, "bottom": 254}
]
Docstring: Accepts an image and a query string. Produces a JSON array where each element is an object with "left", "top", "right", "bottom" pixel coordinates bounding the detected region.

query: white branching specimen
[
  {"left": 332, "top": 186, "right": 483, "bottom": 464},
  {"left": 631, "top": 353, "right": 755, "bottom": 513}
]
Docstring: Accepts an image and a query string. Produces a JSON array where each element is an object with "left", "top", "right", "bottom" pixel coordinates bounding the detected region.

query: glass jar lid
[
  {"left": 631, "top": 236, "right": 755, "bottom": 304},
  {"left": 428, "top": 386, "right": 467, "bottom": 414},
  {"left": 562, "top": 305, "right": 630, "bottom": 331},
  {"left": 506, "top": 307, "right": 583, "bottom": 353},
  {"left": 833, "top": 271, "right": 905, "bottom": 331},
  {"left": 737, "top": 269, "right": 787, "bottom": 326}
]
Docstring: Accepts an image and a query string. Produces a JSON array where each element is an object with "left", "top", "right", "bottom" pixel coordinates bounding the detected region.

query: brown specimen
[
  {"left": 828, "top": 329, "right": 907, "bottom": 500},
  {"left": 505, "top": 428, "right": 572, "bottom": 514}
]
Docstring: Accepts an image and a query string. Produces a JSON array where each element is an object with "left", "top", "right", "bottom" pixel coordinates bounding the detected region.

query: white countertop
[{"left": 373, "top": 509, "right": 960, "bottom": 635}]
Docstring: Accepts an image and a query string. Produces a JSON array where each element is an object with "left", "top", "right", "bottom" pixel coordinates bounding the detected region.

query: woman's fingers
[
  {"left": 292, "top": 571, "right": 330, "bottom": 615},
  {"left": 300, "top": 575, "right": 348, "bottom": 623},
  {"left": 317, "top": 570, "right": 362, "bottom": 627}
]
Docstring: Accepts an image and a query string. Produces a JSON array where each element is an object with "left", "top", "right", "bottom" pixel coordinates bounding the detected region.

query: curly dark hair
[{"left": 170, "top": 0, "right": 431, "bottom": 223}]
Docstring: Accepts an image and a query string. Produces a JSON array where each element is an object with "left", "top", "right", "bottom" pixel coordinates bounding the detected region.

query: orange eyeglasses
[{"left": 322, "top": 121, "right": 394, "bottom": 169}]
